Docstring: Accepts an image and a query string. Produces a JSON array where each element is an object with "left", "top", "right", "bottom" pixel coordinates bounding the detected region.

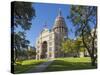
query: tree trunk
[
  {"left": 91, "top": 57, "right": 96, "bottom": 66},
  {"left": 81, "top": 28, "right": 97, "bottom": 66}
]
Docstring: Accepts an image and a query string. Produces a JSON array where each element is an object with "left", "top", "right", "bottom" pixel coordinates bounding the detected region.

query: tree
[
  {"left": 11, "top": 1, "right": 36, "bottom": 64},
  {"left": 13, "top": 32, "right": 30, "bottom": 62},
  {"left": 27, "top": 50, "right": 36, "bottom": 59},
  {"left": 12, "top": 1, "right": 35, "bottom": 30},
  {"left": 61, "top": 39, "right": 75, "bottom": 57},
  {"left": 61, "top": 38, "right": 83, "bottom": 57},
  {"left": 68, "top": 5, "right": 97, "bottom": 66},
  {"left": 27, "top": 46, "right": 36, "bottom": 59},
  {"left": 61, "top": 39, "right": 72, "bottom": 53},
  {"left": 73, "top": 37, "right": 83, "bottom": 57}
]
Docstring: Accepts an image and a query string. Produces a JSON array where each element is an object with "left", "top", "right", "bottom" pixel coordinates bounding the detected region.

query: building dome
[
  {"left": 53, "top": 16, "right": 67, "bottom": 29},
  {"left": 53, "top": 8, "right": 67, "bottom": 32}
]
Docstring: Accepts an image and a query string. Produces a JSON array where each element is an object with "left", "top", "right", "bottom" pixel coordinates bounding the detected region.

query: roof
[{"left": 53, "top": 8, "right": 67, "bottom": 30}]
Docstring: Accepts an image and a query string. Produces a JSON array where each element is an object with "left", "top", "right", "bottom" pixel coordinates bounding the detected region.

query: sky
[{"left": 16, "top": 3, "right": 76, "bottom": 47}]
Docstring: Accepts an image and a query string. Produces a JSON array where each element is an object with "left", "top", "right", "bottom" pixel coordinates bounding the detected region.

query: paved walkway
[{"left": 25, "top": 60, "right": 54, "bottom": 73}]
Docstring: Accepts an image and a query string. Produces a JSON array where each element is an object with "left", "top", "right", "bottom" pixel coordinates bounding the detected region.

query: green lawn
[
  {"left": 45, "top": 57, "right": 97, "bottom": 72},
  {"left": 14, "top": 59, "right": 47, "bottom": 73},
  {"left": 14, "top": 57, "right": 97, "bottom": 73}
]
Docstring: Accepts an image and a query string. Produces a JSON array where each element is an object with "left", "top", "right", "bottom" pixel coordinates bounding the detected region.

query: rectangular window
[
  {"left": 49, "top": 42, "right": 52, "bottom": 46},
  {"left": 49, "top": 47, "right": 52, "bottom": 51},
  {"left": 49, "top": 35, "right": 52, "bottom": 40}
]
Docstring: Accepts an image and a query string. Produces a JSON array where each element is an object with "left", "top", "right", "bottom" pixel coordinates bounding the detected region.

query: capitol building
[{"left": 36, "top": 9, "right": 68, "bottom": 60}]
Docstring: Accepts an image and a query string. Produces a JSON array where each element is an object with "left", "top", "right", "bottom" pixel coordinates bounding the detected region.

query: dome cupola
[{"left": 53, "top": 8, "right": 68, "bottom": 34}]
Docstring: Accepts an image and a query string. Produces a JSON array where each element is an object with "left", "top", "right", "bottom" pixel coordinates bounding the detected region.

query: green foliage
[
  {"left": 11, "top": 2, "right": 36, "bottom": 64},
  {"left": 12, "top": 1, "right": 35, "bottom": 30},
  {"left": 68, "top": 5, "right": 97, "bottom": 66},
  {"left": 61, "top": 39, "right": 73, "bottom": 53},
  {"left": 69, "top": 5, "right": 97, "bottom": 37},
  {"left": 27, "top": 50, "right": 36, "bottom": 59},
  {"left": 13, "top": 32, "right": 30, "bottom": 61},
  {"left": 61, "top": 37, "right": 84, "bottom": 57},
  {"left": 14, "top": 32, "right": 30, "bottom": 50}
]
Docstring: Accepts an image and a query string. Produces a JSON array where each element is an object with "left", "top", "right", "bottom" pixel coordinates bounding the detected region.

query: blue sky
[{"left": 16, "top": 3, "right": 75, "bottom": 47}]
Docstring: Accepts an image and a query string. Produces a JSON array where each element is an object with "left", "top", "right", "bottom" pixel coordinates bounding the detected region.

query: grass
[
  {"left": 45, "top": 57, "right": 97, "bottom": 72},
  {"left": 14, "top": 59, "right": 47, "bottom": 73},
  {"left": 14, "top": 57, "right": 97, "bottom": 73}
]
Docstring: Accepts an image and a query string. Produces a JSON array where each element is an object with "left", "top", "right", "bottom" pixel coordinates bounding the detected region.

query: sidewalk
[{"left": 25, "top": 60, "right": 54, "bottom": 73}]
